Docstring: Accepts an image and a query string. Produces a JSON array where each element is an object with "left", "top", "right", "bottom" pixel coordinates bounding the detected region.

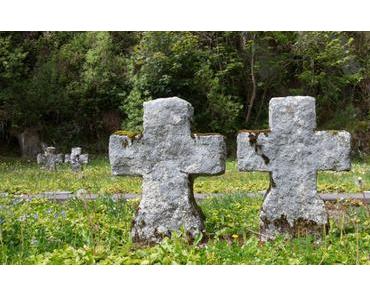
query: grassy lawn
[
  {"left": 0, "top": 194, "right": 369, "bottom": 264},
  {"left": 0, "top": 156, "right": 369, "bottom": 194},
  {"left": 1, "top": 157, "right": 369, "bottom": 264}
]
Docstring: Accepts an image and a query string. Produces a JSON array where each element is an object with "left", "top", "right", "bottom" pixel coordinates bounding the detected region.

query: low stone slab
[
  {"left": 40, "top": 191, "right": 73, "bottom": 199},
  {"left": 2, "top": 191, "right": 369, "bottom": 203}
]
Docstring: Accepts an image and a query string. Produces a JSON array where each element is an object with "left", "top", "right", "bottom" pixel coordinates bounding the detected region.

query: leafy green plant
[{"left": 1, "top": 193, "right": 369, "bottom": 264}]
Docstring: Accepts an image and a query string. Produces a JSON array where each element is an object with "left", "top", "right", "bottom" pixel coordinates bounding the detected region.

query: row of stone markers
[
  {"left": 37, "top": 147, "right": 89, "bottom": 172},
  {"left": 109, "top": 96, "right": 351, "bottom": 244}
]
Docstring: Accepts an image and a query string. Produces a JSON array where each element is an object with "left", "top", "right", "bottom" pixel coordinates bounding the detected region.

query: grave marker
[
  {"left": 37, "top": 146, "right": 58, "bottom": 171},
  {"left": 237, "top": 96, "right": 351, "bottom": 241},
  {"left": 65, "top": 147, "right": 89, "bottom": 172},
  {"left": 109, "top": 97, "right": 226, "bottom": 244}
]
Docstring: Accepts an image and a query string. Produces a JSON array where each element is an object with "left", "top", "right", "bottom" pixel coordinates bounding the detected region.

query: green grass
[
  {"left": 0, "top": 194, "right": 369, "bottom": 264},
  {"left": 0, "top": 156, "right": 369, "bottom": 194},
  {"left": 1, "top": 156, "right": 369, "bottom": 264}
]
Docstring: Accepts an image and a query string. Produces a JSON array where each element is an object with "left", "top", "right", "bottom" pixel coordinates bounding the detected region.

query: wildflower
[
  {"left": 18, "top": 215, "right": 26, "bottom": 222},
  {"left": 33, "top": 213, "right": 39, "bottom": 220},
  {"left": 12, "top": 198, "right": 22, "bottom": 205},
  {"left": 30, "top": 238, "right": 38, "bottom": 245},
  {"left": 60, "top": 210, "right": 66, "bottom": 218},
  {"left": 232, "top": 234, "right": 239, "bottom": 239}
]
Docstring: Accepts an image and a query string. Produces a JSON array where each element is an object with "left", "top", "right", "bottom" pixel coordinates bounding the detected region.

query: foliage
[
  {"left": 291, "top": 32, "right": 363, "bottom": 121},
  {"left": 0, "top": 194, "right": 369, "bottom": 264},
  {"left": 0, "top": 32, "right": 136, "bottom": 150},
  {"left": 0, "top": 31, "right": 369, "bottom": 155},
  {"left": 0, "top": 35, "right": 27, "bottom": 83},
  {"left": 122, "top": 32, "right": 244, "bottom": 135},
  {"left": 0, "top": 157, "right": 369, "bottom": 195}
]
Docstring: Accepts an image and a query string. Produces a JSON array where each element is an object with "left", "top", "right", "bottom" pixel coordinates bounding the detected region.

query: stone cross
[
  {"left": 67, "top": 147, "right": 89, "bottom": 172},
  {"left": 37, "top": 147, "right": 58, "bottom": 171},
  {"left": 55, "top": 154, "right": 64, "bottom": 164},
  {"left": 109, "top": 97, "right": 226, "bottom": 244},
  {"left": 64, "top": 154, "right": 70, "bottom": 164},
  {"left": 237, "top": 96, "right": 351, "bottom": 241}
]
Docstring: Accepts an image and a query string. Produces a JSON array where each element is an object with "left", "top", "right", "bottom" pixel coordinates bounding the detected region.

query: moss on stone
[
  {"left": 327, "top": 130, "right": 339, "bottom": 136},
  {"left": 113, "top": 130, "right": 142, "bottom": 139},
  {"left": 239, "top": 129, "right": 271, "bottom": 136}
]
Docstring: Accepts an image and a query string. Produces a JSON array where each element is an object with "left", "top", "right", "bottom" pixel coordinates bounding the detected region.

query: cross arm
[
  {"left": 237, "top": 131, "right": 270, "bottom": 172},
  {"left": 109, "top": 134, "right": 144, "bottom": 176},
  {"left": 80, "top": 154, "right": 89, "bottom": 164},
  {"left": 314, "top": 131, "right": 351, "bottom": 171},
  {"left": 182, "top": 134, "right": 226, "bottom": 176}
]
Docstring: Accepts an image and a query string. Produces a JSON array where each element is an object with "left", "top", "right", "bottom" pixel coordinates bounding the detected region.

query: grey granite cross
[
  {"left": 109, "top": 97, "right": 226, "bottom": 244},
  {"left": 64, "top": 147, "right": 89, "bottom": 172},
  {"left": 70, "top": 147, "right": 89, "bottom": 172},
  {"left": 237, "top": 96, "right": 351, "bottom": 241},
  {"left": 37, "top": 147, "right": 59, "bottom": 171}
]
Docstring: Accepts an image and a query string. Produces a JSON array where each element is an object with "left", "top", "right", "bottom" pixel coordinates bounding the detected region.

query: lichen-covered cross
[
  {"left": 237, "top": 96, "right": 351, "bottom": 241},
  {"left": 37, "top": 147, "right": 59, "bottom": 171},
  {"left": 68, "top": 147, "right": 89, "bottom": 172},
  {"left": 109, "top": 97, "right": 226, "bottom": 244}
]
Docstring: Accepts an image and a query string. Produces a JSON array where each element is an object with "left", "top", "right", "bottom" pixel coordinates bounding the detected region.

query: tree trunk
[{"left": 246, "top": 33, "right": 257, "bottom": 125}]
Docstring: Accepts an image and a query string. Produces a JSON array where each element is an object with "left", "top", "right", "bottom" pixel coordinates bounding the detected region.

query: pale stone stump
[
  {"left": 109, "top": 97, "right": 226, "bottom": 244},
  {"left": 237, "top": 96, "right": 351, "bottom": 241}
]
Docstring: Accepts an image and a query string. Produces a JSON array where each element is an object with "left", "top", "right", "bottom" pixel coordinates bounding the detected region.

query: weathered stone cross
[
  {"left": 67, "top": 147, "right": 89, "bottom": 172},
  {"left": 37, "top": 147, "right": 60, "bottom": 171},
  {"left": 237, "top": 96, "right": 351, "bottom": 241},
  {"left": 109, "top": 97, "right": 226, "bottom": 244}
]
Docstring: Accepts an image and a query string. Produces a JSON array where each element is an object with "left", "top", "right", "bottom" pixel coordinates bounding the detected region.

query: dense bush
[{"left": 0, "top": 32, "right": 369, "bottom": 155}]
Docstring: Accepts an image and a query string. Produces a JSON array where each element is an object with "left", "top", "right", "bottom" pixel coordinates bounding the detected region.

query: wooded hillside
[{"left": 0, "top": 32, "right": 369, "bottom": 157}]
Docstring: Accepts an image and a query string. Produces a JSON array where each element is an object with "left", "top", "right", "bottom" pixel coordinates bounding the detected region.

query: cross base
[
  {"left": 259, "top": 192, "right": 329, "bottom": 241},
  {"left": 131, "top": 175, "right": 205, "bottom": 245},
  {"left": 131, "top": 204, "right": 204, "bottom": 245}
]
